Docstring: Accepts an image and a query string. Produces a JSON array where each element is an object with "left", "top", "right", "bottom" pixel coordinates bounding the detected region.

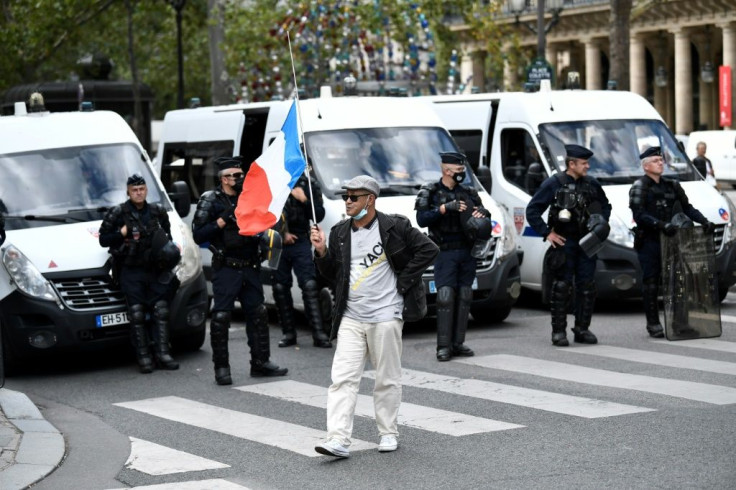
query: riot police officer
[
  {"left": 629, "top": 146, "right": 715, "bottom": 337},
  {"left": 416, "top": 151, "right": 491, "bottom": 362},
  {"left": 99, "top": 174, "right": 180, "bottom": 373},
  {"left": 526, "top": 144, "right": 612, "bottom": 346},
  {"left": 272, "top": 172, "right": 331, "bottom": 349},
  {"left": 192, "top": 156, "right": 287, "bottom": 385}
]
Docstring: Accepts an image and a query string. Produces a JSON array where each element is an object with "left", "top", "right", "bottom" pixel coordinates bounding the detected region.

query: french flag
[{"left": 236, "top": 101, "right": 306, "bottom": 236}]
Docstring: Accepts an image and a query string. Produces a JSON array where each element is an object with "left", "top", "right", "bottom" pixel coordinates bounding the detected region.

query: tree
[{"left": 609, "top": 0, "right": 632, "bottom": 91}]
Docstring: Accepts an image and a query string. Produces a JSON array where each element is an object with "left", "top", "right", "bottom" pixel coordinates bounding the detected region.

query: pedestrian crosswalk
[{"left": 112, "top": 338, "right": 736, "bottom": 487}]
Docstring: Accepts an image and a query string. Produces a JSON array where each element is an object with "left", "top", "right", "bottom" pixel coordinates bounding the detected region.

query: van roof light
[
  {"left": 14, "top": 101, "right": 27, "bottom": 116},
  {"left": 320, "top": 86, "right": 333, "bottom": 98},
  {"left": 28, "top": 92, "right": 46, "bottom": 112},
  {"left": 539, "top": 79, "right": 552, "bottom": 93},
  {"left": 189, "top": 97, "right": 201, "bottom": 108},
  {"left": 80, "top": 101, "right": 94, "bottom": 112}
]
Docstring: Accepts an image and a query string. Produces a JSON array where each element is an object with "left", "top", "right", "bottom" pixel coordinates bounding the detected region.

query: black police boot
[
  {"left": 273, "top": 283, "right": 297, "bottom": 347},
  {"left": 436, "top": 287, "right": 455, "bottom": 361},
  {"left": 130, "top": 304, "right": 153, "bottom": 374},
  {"left": 249, "top": 305, "right": 288, "bottom": 377},
  {"left": 451, "top": 286, "right": 474, "bottom": 357},
  {"left": 572, "top": 282, "right": 598, "bottom": 344},
  {"left": 550, "top": 280, "right": 571, "bottom": 346},
  {"left": 210, "top": 311, "right": 232, "bottom": 385},
  {"left": 303, "top": 280, "right": 331, "bottom": 348},
  {"left": 642, "top": 278, "right": 664, "bottom": 338},
  {"left": 152, "top": 300, "right": 180, "bottom": 370}
]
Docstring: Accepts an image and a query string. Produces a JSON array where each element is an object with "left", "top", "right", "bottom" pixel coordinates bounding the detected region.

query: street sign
[{"left": 526, "top": 58, "right": 554, "bottom": 87}]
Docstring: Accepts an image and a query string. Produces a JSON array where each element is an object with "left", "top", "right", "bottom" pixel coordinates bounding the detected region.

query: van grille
[
  {"left": 52, "top": 276, "right": 127, "bottom": 311},
  {"left": 714, "top": 224, "right": 725, "bottom": 254}
]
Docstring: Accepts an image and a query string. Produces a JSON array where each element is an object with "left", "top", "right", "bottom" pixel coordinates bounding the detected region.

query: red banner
[{"left": 720, "top": 65, "right": 732, "bottom": 128}]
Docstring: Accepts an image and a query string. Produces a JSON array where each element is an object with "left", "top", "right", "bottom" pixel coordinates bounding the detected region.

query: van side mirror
[
  {"left": 525, "top": 162, "right": 545, "bottom": 195},
  {"left": 476, "top": 166, "right": 492, "bottom": 193},
  {"left": 169, "top": 180, "right": 191, "bottom": 217}
]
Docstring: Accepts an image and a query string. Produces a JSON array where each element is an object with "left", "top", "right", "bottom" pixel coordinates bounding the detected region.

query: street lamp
[
  {"left": 166, "top": 0, "right": 186, "bottom": 109},
  {"left": 508, "top": 0, "right": 564, "bottom": 59}
]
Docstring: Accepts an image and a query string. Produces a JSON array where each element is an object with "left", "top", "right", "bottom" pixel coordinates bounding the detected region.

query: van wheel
[
  {"left": 173, "top": 326, "right": 206, "bottom": 352},
  {"left": 471, "top": 305, "right": 512, "bottom": 324},
  {"left": 718, "top": 286, "right": 729, "bottom": 303}
]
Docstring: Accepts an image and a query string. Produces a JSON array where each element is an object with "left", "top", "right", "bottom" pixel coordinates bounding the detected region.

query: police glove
[
  {"left": 660, "top": 222, "right": 677, "bottom": 237},
  {"left": 444, "top": 200, "right": 464, "bottom": 213},
  {"left": 702, "top": 221, "right": 716, "bottom": 235}
]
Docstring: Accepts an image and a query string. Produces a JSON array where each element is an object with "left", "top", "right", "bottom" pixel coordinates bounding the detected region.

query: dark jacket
[
  {"left": 315, "top": 211, "right": 439, "bottom": 340},
  {"left": 99, "top": 200, "right": 171, "bottom": 266}
]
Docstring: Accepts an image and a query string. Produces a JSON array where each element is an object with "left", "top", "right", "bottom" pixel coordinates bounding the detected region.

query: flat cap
[
  {"left": 439, "top": 151, "right": 468, "bottom": 165},
  {"left": 565, "top": 144, "right": 594, "bottom": 160},
  {"left": 214, "top": 156, "right": 244, "bottom": 172},
  {"left": 126, "top": 174, "right": 146, "bottom": 186},
  {"left": 341, "top": 175, "right": 380, "bottom": 197},
  {"left": 639, "top": 146, "right": 662, "bottom": 160}
]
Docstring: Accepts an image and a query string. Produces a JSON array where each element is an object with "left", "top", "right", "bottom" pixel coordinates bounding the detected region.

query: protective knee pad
[
  {"left": 457, "top": 286, "right": 473, "bottom": 306},
  {"left": 153, "top": 300, "right": 169, "bottom": 321},
  {"left": 550, "top": 280, "right": 571, "bottom": 331},
  {"left": 129, "top": 304, "right": 146, "bottom": 325},
  {"left": 437, "top": 287, "right": 456, "bottom": 308}
]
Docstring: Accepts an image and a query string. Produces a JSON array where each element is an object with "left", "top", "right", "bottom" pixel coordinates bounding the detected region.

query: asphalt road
[{"left": 4, "top": 291, "right": 736, "bottom": 490}]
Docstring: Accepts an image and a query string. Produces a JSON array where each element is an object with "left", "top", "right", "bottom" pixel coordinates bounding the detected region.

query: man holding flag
[{"left": 192, "top": 156, "right": 288, "bottom": 385}]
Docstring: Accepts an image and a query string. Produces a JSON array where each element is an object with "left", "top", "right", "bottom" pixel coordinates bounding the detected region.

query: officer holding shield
[
  {"left": 629, "top": 146, "right": 715, "bottom": 338},
  {"left": 416, "top": 151, "right": 491, "bottom": 362},
  {"left": 192, "top": 156, "right": 287, "bottom": 385},
  {"left": 526, "top": 144, "right": 612, "bottom": 346}
]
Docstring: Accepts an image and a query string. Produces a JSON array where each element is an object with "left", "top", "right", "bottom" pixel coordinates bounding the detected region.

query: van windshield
[
  {"left": 539, "top": 119, "right": 699, "bottom": 184},
  {"left": 305, "top": 127, "right": 463, "bottom": 197},
  {"left": 0, "top": 143, "right": 167, "bottom": 230}
]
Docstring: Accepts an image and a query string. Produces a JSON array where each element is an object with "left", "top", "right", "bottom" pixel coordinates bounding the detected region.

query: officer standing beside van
[
  {"left": 272, "top": 171, "right": 331, "bottom": 349},
  {"left": 629, "top": 146, "right": 714, "bottom": 337},
  {"left": 99, "top": 174, "right": 180, "bottom": 373},
  {"left": 192, "top": 157, "right": 287, "bottom": 385},
  {"left": 416, "top": 151, "right": 491, "bottom": 362},
  {"left": 526, "top": 145, "right": 611, "bottom": 346}
]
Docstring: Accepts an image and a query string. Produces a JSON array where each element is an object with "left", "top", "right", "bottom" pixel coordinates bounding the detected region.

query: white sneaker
[
  {"left": 378, "top": 435, "right": 398, "bottom": 452},
  {"left": 315, "top": 438, "right": 349, "bottom": 458}
]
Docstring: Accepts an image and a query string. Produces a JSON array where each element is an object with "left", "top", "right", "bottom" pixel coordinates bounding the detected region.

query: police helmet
[
  {"left": 157, "top": 241, "right": 181, "bottom": 270},
  {"left": 464, "top": 215, "right": 492, "bottom": 242}
]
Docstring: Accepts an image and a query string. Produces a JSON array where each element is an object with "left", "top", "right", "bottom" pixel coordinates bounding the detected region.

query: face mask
[
  {"left": 354, "top": 202, "right": 369, "bottom": 220},
  {"left": 453, "top": 171, "right": 466, "bottom": 183},
  {"left": 232, "top": 176, "right": 245, "bottom": 193}
]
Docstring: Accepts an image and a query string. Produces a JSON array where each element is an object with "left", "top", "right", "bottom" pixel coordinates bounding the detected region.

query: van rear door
[{"left": 431, "top": 100, "right": 493, "bottom": 171}]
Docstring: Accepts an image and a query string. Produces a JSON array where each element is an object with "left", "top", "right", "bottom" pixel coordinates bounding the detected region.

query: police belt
[
  {"left": 223, "top": 256, "right": 259, "bottom": 269},
  {"left": 439, "top": 240, "right": 469, "bottom": 251}
]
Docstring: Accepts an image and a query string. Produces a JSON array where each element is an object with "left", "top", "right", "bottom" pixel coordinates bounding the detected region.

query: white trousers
[{"left": 325, "top": 316, "right": 403, "bottom": 446}]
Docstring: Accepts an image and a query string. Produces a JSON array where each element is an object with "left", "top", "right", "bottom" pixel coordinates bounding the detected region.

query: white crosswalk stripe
[
  {"left": 113, "top": 396, "right": 375, "bottom": 457},
  {"left": 365, "top": 368, "right": 654, "bottom": 418},
  {"left": 458, "top": 355, "right": 736, "bottom": 404},
  {"left": 107, "top": 480, "right": 250, "bottom": 490},
  {"left": 652, "top": 338, "right": 736, "bottom": 354},
  {"left": 124, "top": 437, "right": 230, "bottom": 475},
  {"left": 235, "top": 380, "right": 524, "bottom": 435},
  {"left": 561, "top": 345, "right": 736, "bottom": 376}
]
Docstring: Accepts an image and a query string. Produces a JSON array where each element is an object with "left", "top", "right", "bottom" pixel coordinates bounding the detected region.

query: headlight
[
  {"left": 495, "top": 207, "right": 518, "bottom": 258},
  {"left": 607, "top": 213, "right": 634, "bottom": 248},
  {"left": 174, "top": 221, "right": 202, "bottom": 284},
  {"left": 2, "top": 245, "right": 58, "bottom": 302},
  {"left": 723, "top": 193, "right": 736, "bottom": 243}
]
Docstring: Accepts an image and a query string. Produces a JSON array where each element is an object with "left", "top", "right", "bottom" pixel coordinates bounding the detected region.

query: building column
[
  {"left": 584, "top": 38, "right": 602, "bottom": 90},
  {"left": 472, "top": 51, "right": 486, "bottom": 93},
  {"left": 696, "top": 31, "right": 715, "bottom": 130},
  {"left": 503, "top": 43, "right": 519, "bottom": 90},
  {"left": 720, "top": 22, "right": 736, "bottom": 128},
  {"left": 460, "top": 52, "right": 474, "bottom": 94},
  {"left": 672, "top": 27, "right": 693, "bottom": 134},
  {"left": 630, "top": 33, "right": 647, "bottom": 97},
  {"left": 546, "top": 43, "right": 559, "bottom": 86}
]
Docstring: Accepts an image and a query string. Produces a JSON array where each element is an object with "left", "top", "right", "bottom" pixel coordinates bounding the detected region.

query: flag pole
[{"left": 286, "top": 30, "right": 318, "bottom": 225}]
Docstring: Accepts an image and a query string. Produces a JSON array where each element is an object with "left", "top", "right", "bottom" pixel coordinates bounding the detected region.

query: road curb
[{"left": 0, "top": 389, "right": 65, "bottom": 490}]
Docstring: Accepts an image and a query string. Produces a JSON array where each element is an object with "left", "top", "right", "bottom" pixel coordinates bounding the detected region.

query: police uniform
[
  {"left": 526, "top": 144, "right": 612, "bottom": 346},
  {"left": 192, "top": 156, "right": 287, "bottom": 385},
  {"left": 416, "top": 151, "right": 490, "bottom": 361},
  {"left": 629, "top": 146, "right": 713, "bottom": 337},
  {"left": 272, "top": 173, "right": 331, "bottom": 348},
  {"left": 99, "top": 174, "right": 180, "bottom": 373}
]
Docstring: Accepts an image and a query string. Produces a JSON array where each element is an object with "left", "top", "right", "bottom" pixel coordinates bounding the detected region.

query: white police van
[
  {"left": 426, "top": 86, "right": 736, "bottom": 301},
  {"left": 0, "top": 103, "right": 208, "bottom": 366},
  {"left": 156, "top": 91, "right": 521, "bottom": 321}
]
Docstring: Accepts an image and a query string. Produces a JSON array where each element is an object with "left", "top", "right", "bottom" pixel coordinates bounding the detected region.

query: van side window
[
  {"left": 448, "top": 130, "right": 483, "bottom": 171},
  {"left": 501, "top": 129, "right": 547, "bottom": 195},
  {"left": 160, "top": 141, "right": 234, "bottom": 200}
]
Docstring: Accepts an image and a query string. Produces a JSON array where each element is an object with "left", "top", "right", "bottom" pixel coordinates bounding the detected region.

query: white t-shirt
[{"left": 343, "top": 219, "right": 404, "bottom": 322}]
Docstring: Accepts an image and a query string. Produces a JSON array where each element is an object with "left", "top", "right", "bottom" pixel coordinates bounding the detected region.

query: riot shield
[{"left": 661, "top": 227, "right": 721, "bottom": 340}]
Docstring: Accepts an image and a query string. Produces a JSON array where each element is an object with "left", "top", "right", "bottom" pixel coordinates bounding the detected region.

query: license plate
[
  {"left": 96, "top": 312, "right": 129, "bottom": 328},
  {"left": 428, "top": 278, "right": 478, "bottom": 294}
]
